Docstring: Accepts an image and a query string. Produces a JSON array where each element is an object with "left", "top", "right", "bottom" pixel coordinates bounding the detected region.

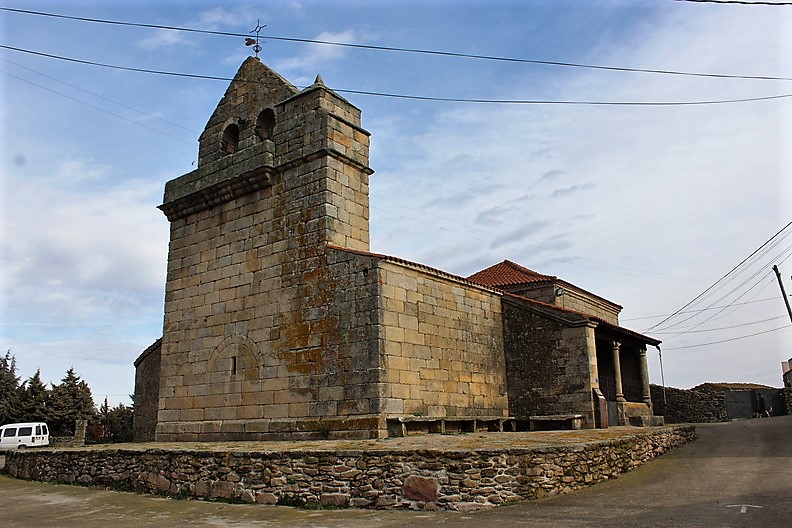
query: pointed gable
[
  {"left": 198, "top": 57, "right": 300, "bottom": 166},
  {"left": 467, "top": 260, "right": 556, "bottom": 288}
]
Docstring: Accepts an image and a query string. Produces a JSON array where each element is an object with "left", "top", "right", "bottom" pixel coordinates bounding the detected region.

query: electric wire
[
  {"left": 4, "top": 45, "right": 792, "bottom": 107},
  {"left": 0, "top": 57, "right": 200, "bottom": 135},
  {"left": 621, "top": 295, "right": 789, "bottom": 321},
  {"left": 372, "top": 192, "right": 688, "bottom": 280},
  {"left": 650, "top": 314, "right": 790, "bottom": 334},
  {"left": 372, "top": 204, "right": 679, "bottom": 279},
  {"left": 652, "top": 236, "right": 792, "bottom": 334},
  {"left": 1, "top": 70, "right": 197, "bottom": 146},
  {"left": 3, "top": 7, "right": 792, "bottom": 82},
  {"left": 643, "top": 221, "right": 792, "bottom": 332},
  {"left": 661, "top": 270, "right": 777, "bottom": 339},
  {"left": 676, "top": 0, "right": 792, "bottom": 5},
  {"left": 663, "top": 324, "right": 792, "bottom": 350}
]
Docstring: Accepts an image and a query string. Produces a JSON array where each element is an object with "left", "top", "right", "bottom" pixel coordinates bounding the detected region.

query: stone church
[{"left": 133, "top": 58, "right": 661, "bottom": 442}]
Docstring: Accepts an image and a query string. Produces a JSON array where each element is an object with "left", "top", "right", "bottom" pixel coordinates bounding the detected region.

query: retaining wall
[
  {"left": 650, "top": 384, "right": 727, "bottom": 423},
  {"left": 4, "top": 426, "right": 695, "bottom": 511}
]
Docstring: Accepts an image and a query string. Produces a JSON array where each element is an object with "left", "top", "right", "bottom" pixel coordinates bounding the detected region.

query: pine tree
[
  {"left": 0, "top": 350, "right": 22, "bottom": 424},
  {"left": 107, "top": 403, "right": 134, "bottom": 442},
  {"left": 20, "top": 369, "right": 50, "bottom": 423},
  {"left": 48, "top": 368, "right": 96, "bottom": 435}
]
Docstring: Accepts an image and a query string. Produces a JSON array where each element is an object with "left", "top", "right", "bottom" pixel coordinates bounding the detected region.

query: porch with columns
[{"left": 595, "top": 338, "right": 659, "bottom": 426}]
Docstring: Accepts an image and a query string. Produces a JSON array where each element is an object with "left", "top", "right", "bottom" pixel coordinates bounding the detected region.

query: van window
[
  {"left": 3, "top": 428, "right": 17, "bottom": 437},
  {"left": 42, "top": 424, "right": 48, "bottom": 435},
  {"left": 18, "top": 426, "right": 33, "bottom": 436},
  {"left": 36, "top": 425, "right": 42, "bottom": 435}
]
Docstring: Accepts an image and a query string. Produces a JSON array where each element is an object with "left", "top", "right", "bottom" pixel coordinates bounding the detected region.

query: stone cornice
[{"left": 159, "top": 143, "right": 373, "bottom": 221}]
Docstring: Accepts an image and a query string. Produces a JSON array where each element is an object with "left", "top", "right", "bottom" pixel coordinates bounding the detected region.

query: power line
[
  {"left": 372, "top": 192, "right": 687, "bottom": 280},
  {"left": 0, "top": 57, "right": 200, "bottom": 135},
  {"left": 677, "top": 0, "right": 792, "bottom": 5},
  {"left": 373, "top": 204, "right": 672, "bottom": 279},
  {"left": 0, "top": 45, "right": 233, "bottom": 81},
  {"left": 3, "top": 6, "right": 792, "bottom": 82},
  {"left": 663, "top": 324, "right": 792, "bottom": 350},
  {"left": 651, "top": 314, "right": 789, "bottom": 335},
  {"left": 621, "top": 295, "right": 788, "bottom": 321},
  {"left": 644, "top": 221, "right": 792, "bottom": 332},
  {"left": 1, "top": 70, "right": 197, "bottom": 146},
  {"left": 4, "top": 44, "right": 792, "bottom": 107},
  {"left": 652, "top": 236, "right": 792, "bottom": 334}
]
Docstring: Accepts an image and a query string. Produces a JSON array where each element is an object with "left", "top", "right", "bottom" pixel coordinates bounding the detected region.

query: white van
[{"left": 0, "top": 422, "right": 50, "bottom": 450}]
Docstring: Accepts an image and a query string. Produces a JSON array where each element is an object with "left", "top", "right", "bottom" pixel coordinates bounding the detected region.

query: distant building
[
  {"left": 783, "top": 359, "right": 792, "bottom": 388},
  {"left": 134, "top": 59, "right": 662, "bottom": 441}
]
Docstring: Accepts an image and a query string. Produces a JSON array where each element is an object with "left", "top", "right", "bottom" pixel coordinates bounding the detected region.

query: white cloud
[
  {"left": 274, "top": 30, "right": 361, "bottom": 82},
  {"left": 136, "top": 28, "right": 192, "bottom": 51},
  {"left": 2, "top": 158, "right": 168, "bottom": 325}
]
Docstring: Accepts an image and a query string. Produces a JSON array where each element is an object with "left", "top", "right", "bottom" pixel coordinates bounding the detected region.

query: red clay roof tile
[{"left": 467, "top": 260, "right": 556, "bottom": 287}]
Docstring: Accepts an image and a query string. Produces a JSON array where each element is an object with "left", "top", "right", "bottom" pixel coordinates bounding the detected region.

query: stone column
[
  {"left": 638, "top": 347, "right": 653, "bottom": 408},
  {"left": 612, "top": 341, "right": 625, "bottom": 403}
]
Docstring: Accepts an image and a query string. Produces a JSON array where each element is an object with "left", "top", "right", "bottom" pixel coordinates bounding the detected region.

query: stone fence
[
  {"left": 4, "top": 426, "right": 695, "bottom": 511},
  {"left": 650, "top": 384, "right": 728, "bottom": 423},
  {"left": 50, "top": 420, "right": 88, "bottom": 448}
]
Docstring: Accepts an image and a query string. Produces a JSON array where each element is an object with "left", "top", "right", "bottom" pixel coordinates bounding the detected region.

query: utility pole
[
  {"left": 772, "top": 264, "right": 792, "bottom": 324},
  {"left": 656, "top": 345, "right": 667, "bottom": 405}
]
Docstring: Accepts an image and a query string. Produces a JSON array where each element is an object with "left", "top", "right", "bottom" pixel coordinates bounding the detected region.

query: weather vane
[{"left": 245, "top": 19, "right": 266, "bottom": 58}]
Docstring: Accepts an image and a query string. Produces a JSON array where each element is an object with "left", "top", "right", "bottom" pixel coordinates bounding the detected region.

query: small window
[
  {"left": 36, "top": 425, "right": 42, "bottom": 435},
  {"left": 42, "top": 424, "right": 48, "bottom": 435},
  {"left": 231, "top": 356, "right": 237, "bottom": 376},
  {"left": 222, "top": 124, "right": 240, "bottom": 155},
  {"left": 3, "top": 428, "right": 17, "bottom": 437},
  {"left": 18, "top": 426, "right": 33, "bottom": 436},
  {"left": 256, "top": 108, "right": 275, "bottom": 141}
]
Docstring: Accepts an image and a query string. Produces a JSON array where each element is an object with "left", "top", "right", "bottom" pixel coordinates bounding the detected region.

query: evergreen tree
[
  {"left": 107, "top": 403, "right": 134, "bottom": 442},
  {"left": 20, "top": 369, "right": 50, "bottom": 423},
  {"left": 48, "top": 367, "right": 96, "bottom": 435},
  {"left": 0, "top": 350, "right": 22, "bottom": 424}
]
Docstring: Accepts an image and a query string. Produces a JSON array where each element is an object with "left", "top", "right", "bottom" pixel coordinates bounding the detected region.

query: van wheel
[{"left": 16, "top": 445, "right": 26, "bottom": 450}]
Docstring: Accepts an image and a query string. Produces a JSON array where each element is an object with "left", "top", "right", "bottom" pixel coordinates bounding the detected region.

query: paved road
[{"left": 1, "top": 416, "right": 789, "bottom": 527}]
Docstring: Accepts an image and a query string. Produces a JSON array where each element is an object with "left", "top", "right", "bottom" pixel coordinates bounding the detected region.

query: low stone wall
[
  {"left": 4, "top": 426, "right": 694, "bottom": 511},
  {"left": 651, "top": 384, "right": 727, "bottom": 423}
]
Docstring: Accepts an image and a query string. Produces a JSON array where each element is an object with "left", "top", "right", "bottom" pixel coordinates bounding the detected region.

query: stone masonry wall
[
  {"left": 502, "top": 297, "right": 597, "bottom": 426},
  {"left": 5, "top": 426, "right": 695, "bottom": 512},
  {"left": 155, "top": 60, "right": 378, "bottom": 441},
  {"left": 513, "top": 285, "right": 620, "bottom": 325},
  {"left": 557, "top": 288, "right": 620, "bottom": 326},
  {"left": 650, "top": 384, "right": 728, "bottom": 423},
  {"left": 377, "top": 261, "right": 507, "bottom": 418},
  {"left": 133, "top": 339, "right": 161, "bottom": 442}
]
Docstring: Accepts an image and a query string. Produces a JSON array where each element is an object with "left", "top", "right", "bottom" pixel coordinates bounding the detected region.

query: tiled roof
[
  {"left": 467, "top": 260, "right": 556, "bottom": 287},
  {"left": 468, "top": 260, "right": 623, "bottom": 311}
]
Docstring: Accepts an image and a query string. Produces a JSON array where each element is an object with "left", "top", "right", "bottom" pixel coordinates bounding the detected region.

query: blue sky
[{"left": 2, "top": 0, "right": 791, "bottom": 406}]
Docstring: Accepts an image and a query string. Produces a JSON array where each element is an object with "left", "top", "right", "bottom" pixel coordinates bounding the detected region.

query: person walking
[{"left": 757, "top": 393, "right": 769, "bottom": 418}]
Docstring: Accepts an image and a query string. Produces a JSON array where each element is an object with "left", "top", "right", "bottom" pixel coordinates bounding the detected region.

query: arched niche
[
  {"left": 221, "top": 123, "right": 240, "bottom": 155},
  {"left": 255, "top": 108, "right": 276, "bottom": 141}
]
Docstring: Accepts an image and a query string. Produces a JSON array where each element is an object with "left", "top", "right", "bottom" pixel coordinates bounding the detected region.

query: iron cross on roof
[{"left": 245, "top": 19, "right": 265, "bottom": 58}]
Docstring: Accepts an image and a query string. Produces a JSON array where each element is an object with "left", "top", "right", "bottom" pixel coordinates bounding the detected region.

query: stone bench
[
  {"left": 387, "top": 416, "right": 515, "bottom": 437},
  {"left": 519, "top": 414, "right": 584, "bottom": 431}
]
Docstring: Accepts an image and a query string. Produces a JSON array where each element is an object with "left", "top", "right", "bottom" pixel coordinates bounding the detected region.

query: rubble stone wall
[
  {"left": 502, "top": 297, "right": 597, "bottom": 426},
  {"left": 4, "top": 426, "right": 695, "bottom": 512},
  {"left": 650, "top": 384, "right": 728, "bottom": 423}
]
